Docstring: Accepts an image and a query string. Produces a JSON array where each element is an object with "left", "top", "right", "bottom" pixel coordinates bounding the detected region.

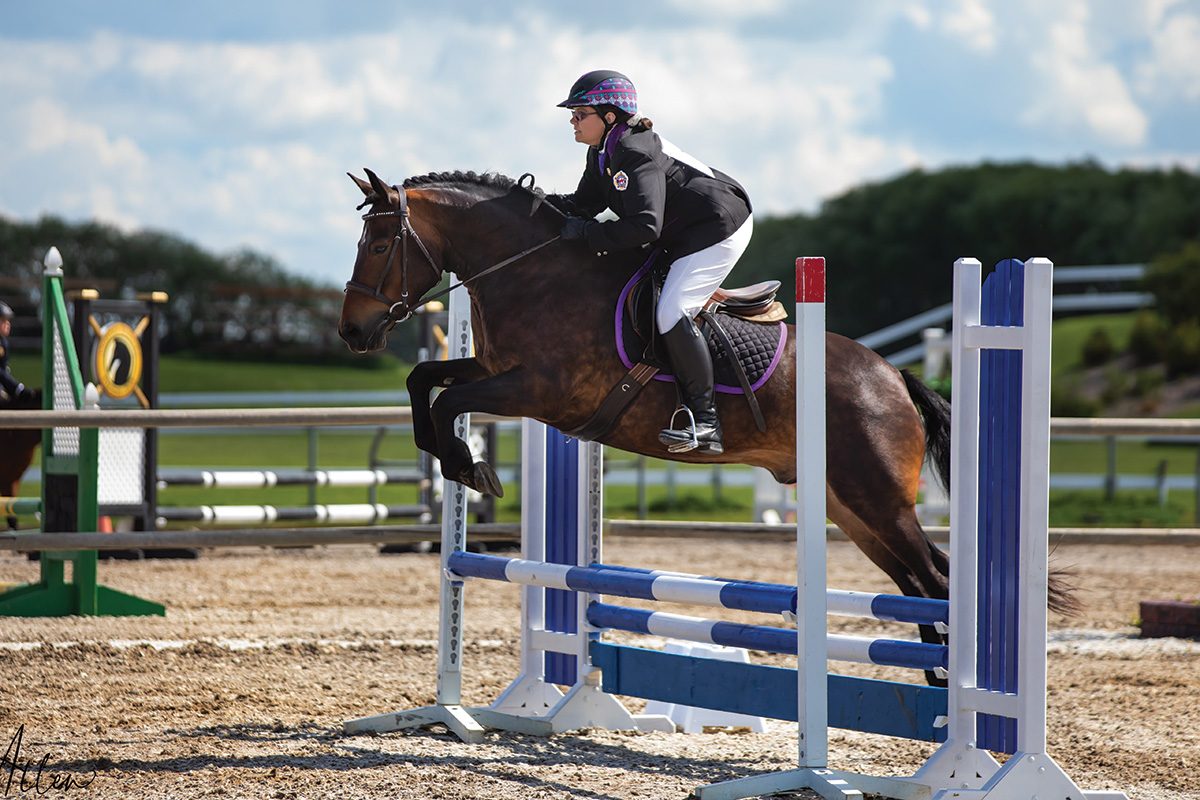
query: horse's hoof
[{"left": 465, "top": 462, "right": 505, "bottom": 498}]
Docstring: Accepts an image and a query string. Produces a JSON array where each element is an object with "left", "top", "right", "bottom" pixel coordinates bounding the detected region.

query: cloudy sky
[{"left": 2, "top": 1, "right": 1198, "bottom": 287}]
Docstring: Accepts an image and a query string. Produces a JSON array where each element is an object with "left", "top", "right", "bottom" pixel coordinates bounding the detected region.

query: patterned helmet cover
[
  {"left": 557, "top": 70, "right": 638, "bottom": 115},
  {"left": 0, "top": 301, "right": 12, "bottom": 319}
]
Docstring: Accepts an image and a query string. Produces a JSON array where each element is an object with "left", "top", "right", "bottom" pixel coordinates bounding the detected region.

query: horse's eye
[{"left": 372, "top": 244, "right": 389, "bottom": 255}]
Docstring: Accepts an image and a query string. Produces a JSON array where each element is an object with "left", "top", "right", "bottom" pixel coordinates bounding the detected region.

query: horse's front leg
[
  {"left": 406, "top": 358, "right": 490, "bottom": 457},
  {"left": 429, "top": 367, "right": 549, "bottom": 498}
]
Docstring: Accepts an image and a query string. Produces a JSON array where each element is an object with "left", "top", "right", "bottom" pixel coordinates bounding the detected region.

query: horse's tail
[
  {"left": 899, "top": 369, "right": 1084, "bottom": 617},
  {"left": 900, "top": 369, "right": 951, "bottom": 493}
]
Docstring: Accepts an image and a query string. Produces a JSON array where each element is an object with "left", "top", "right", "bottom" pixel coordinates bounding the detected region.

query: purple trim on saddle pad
[{"left": 613, "top": 262, "right": 787, "bottom": 394}]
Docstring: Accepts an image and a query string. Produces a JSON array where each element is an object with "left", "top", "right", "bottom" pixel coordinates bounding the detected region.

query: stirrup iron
[{"left": 660, "top": 405, "right": 701, "bottom": 453}]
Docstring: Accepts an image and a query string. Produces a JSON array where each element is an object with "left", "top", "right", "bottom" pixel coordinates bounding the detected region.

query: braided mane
[{"left": 402, "top": 171, "right": 518, "bottom": 192}]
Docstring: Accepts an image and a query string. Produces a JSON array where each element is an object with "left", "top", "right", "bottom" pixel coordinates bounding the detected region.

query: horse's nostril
[{"left": 339, "top": 321, "right": 360, "bottom": 342}]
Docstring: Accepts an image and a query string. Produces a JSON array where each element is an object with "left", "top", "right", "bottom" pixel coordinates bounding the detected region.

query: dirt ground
[{"left": 1, "top": 536, "right": 1198, "bottom": 800}]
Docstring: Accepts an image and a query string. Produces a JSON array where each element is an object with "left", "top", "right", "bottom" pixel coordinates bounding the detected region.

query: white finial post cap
[{"left": 44, "top": 246, "right": 64, "bottom": 274}]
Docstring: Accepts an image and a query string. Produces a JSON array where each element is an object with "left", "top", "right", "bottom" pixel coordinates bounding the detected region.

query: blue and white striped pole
[
  {"left": 448, "top": 551, "right": 797, "bottom": 616},
  {"left": 591, "top": 562, "right": 949, "bottom": 628},
  {"left": 586, "top": 603, "right": 947, "bottom": 673}
]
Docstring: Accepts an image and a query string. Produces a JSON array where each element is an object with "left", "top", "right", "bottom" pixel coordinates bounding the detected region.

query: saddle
[
  {"left": 566, "top": 263, "right": 788, "bottom": 442},
  {"left": 626, "top": 276, "right": 786, "bottom": 344}
]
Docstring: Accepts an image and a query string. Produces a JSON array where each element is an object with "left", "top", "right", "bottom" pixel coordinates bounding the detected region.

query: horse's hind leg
[
  {"left": 825, "top": 346, "right": 952, "bottom": 683},
  {"left": 829, "top": 495, "right": 950, "bottom": 685}
]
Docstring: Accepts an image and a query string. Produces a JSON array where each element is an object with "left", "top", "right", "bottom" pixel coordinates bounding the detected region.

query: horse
[
  {"left": 337, "top": 169, "right": 1078, "bottom": 680},
  {"left": 1, "top": 389, "right": 43, "bottom": 530}
]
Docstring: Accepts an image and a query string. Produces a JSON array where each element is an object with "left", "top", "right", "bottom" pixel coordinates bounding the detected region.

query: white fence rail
[{"left": 859, "top": 263, "right": 1151, "bottom": 366}]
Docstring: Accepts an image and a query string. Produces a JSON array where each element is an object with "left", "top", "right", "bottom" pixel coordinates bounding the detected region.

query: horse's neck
[
  {"left": 428, "top": 193, "right": 571, "bottom": 284},
  {"left": 421, "top": 187, "right": 635, "bottom": 319}
]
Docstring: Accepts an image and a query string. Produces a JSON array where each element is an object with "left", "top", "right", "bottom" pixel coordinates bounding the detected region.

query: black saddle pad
[
  {"left": 614, "top": 263, "right": 787, "bottom": 395},
  {"left": 701, "top": 314, "right": 785, "bottom": 391}
]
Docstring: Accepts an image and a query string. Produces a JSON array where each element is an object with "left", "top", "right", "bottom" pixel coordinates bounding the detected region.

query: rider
[
  {"left": 551, "top": 69, "right": 753, "bottom": 455},
  {"left": 0, "top": 301, "right": 32, "bottom": 401}
]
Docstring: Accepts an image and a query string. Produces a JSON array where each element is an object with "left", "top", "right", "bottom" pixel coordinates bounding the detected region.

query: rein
[{"left": 345, "top": 178, "right": 561, "bottom": 330}]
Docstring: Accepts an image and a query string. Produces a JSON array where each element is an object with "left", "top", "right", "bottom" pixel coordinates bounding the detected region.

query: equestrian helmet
[
  {"left": 0, "top": 301, "right": 13, "bottom": 319},
  {"left": 557, "top": 70, "right": 637, "bottom": 115}
]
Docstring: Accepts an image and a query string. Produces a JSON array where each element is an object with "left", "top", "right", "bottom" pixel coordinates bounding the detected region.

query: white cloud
[
  {"left": 1018, "top": 2, "right": 1148, "bottom": 147},
  {"left": 1135, "top": 7, "right": 1200, "bottom": 102},
  {"left": 20, "top": 97, "right": 146, "bottom": 170},
  {"left": 127, "top": 39, "right": 378, "bottom": 130},
  {"left": 941, "top": 0, "right": 997, "bottom": 53},
  {"left": 663, "top": 0, "right": 785, "bottom": 17},
  {"left": 0, "top": 2, "right": 1194, "bottom": 286}
]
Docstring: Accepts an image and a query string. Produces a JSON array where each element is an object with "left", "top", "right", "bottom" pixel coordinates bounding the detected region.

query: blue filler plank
[{"left": 591, "top": 643, "right": 946, "bottom": 742}]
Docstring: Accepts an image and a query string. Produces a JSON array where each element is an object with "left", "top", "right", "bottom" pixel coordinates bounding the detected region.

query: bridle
[
  {"left": 344, "top": 176, "right": 562, "bottom": 332},
  {"left": 344, "top": 186, "right": 439, "bottom": 325}
]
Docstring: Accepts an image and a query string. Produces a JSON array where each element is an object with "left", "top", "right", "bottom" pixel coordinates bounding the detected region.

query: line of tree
[
  {"left": 0, "top": 216, "right": 344, "bottom": 356},
  {"left": 738, "top": 159, "right": 1200, "bottom": 337},
  {"left": 2, "top": 160, "right": 1198, "bottom": 356}
]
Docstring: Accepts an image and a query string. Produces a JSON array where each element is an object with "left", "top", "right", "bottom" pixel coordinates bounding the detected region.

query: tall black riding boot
[{"left": 658, "top": 318, "right": 724, "bottom": 454}]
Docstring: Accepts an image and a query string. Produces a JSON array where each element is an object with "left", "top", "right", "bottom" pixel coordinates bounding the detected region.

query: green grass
[
  {"left": 1051, "top": 438, "right": 1200, "bottom": 475},
  {"left": 15, "top": 424, "right": 756, "bottom": 524},
  {"left": 5, "top": 351, "right": 410, "bottom": 394},
  {"left": 1049, "top": 490, "right": 1196, "bottom": 528},
  {"left": 157, "top": 352, "right": 410, "bottom": 393},
  {"left": 1049, "top": 312, "right": 1137, "bottom": 379}
]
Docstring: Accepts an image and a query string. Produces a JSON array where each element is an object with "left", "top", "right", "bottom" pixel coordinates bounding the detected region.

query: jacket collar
[{"left": 598, "top": 123, "right": 629, "bottom": 174}]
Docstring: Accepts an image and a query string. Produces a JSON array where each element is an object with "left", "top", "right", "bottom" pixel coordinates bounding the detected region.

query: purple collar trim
[{"left": 598, "top": 123, "right": 628, "bottom": 174}]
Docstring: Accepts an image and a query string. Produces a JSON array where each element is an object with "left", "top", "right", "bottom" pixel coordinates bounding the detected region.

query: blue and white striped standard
[
  {"left": 447, "top": 552, "right": 797, "bottom": 615},
  {"left": 587, "top": 603, "right": 948, "bottom": 672},
  {"left": 590, "top": 563, "right": 948, "bottom": 627}
]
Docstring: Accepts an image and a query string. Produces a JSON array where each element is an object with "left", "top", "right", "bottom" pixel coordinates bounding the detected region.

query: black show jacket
[{"left": 554, "top": 124, "right": 751, "bottom": 259}]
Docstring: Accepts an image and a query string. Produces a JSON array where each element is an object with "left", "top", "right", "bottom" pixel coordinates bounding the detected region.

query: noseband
[
  {"left": 344, "top": 186, "right": 438, "bottom": 326},
  {"left": 345, "top": 176, "right": 563, "bottom": 334}
]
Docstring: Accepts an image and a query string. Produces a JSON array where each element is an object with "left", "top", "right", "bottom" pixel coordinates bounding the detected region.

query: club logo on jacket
[{"left": 613, "top": 171, "right": 629, "bottom": 191}]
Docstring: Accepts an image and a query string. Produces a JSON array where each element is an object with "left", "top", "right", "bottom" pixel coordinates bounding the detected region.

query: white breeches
[{"left": 656, "top": 215, "right": 754, "bottom": 333}]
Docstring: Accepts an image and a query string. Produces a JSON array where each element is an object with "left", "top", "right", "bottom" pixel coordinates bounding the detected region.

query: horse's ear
[
  {"left": 363, "top": 168, "right": 400, "bottom": 207},
  {"left": 348, "top": 172, "right": 373, "bottom": 198}
]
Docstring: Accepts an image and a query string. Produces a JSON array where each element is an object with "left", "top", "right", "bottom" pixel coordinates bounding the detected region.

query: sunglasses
[{"left": 570, "top": 108, "right": 599, "bottom": 123}]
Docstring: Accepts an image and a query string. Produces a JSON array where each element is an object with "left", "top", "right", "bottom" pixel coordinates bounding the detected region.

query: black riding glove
[{"left": 561, "top": 216, "right": 592, "bottom": 241}]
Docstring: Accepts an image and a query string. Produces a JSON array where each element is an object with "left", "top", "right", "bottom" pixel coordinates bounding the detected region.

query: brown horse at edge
[{"left": 1, "top": 390, "right": 43, "bottom": 530}]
